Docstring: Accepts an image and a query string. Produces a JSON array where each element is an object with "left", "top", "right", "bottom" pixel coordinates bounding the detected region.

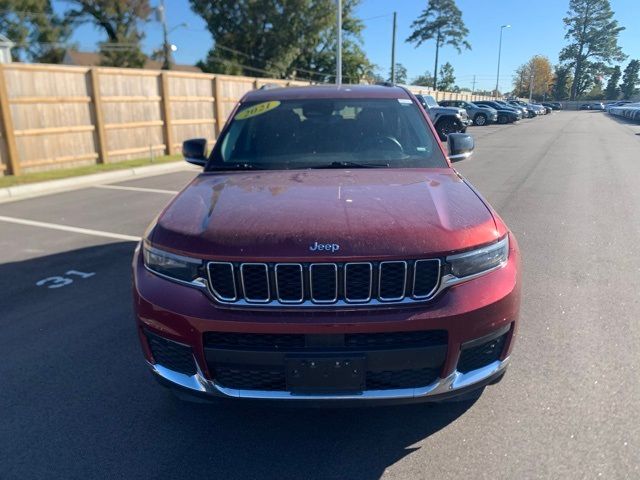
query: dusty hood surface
[{"left": 151, "top": 168, "right": 499, "bottom": 260}]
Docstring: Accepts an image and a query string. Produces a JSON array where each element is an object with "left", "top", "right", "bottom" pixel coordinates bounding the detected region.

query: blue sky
[{"left": 54, "top": 0, "right": 640, "bottom": 91}]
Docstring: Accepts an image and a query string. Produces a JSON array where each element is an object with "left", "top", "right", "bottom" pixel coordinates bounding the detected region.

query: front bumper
[
  {"left": 150, "top": 352, "right": 510, "bottom": 403},
  {"left": 133, "top": 234, "right": 521, "bottom": 404}
]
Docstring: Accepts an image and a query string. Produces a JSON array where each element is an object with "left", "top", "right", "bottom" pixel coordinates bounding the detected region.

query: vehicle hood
[
  {"left": 151, "top": 169, "right": 500, "bottom": 260},
  {"left": 434, "top": 106, "right": 465, "bottom": 117},
  {"left": 477, "top": 106, "right": 498, "bottom": 115}
]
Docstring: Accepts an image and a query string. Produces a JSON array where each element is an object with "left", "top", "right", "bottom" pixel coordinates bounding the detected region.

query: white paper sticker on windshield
[{"left": 398, "top": 98, "right": 412, "bottom": 104}]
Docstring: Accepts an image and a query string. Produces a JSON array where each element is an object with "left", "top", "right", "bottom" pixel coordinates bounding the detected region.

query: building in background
[
  {"left": 62, "top": 49, "right": 200, "bottom": 72},
  {"left": 0, "top": 34, "right": 14, "bottom": 64}
]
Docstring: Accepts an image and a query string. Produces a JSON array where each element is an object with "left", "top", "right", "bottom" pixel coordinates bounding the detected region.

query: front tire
[
  {"left": 474, "top": 113, "right": 487, "bottom": 126},
  {"left": 497, "top": 114, "right": 508, "bottom": 124}
]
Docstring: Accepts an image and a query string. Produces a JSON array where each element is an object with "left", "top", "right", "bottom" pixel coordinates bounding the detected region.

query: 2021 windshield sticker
[{"left": 235, "top": 101, "right": 281, "bottom": 120}]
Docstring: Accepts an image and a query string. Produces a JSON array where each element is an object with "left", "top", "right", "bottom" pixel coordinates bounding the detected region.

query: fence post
[
  {"left": 0, "top": 65, "right": 20, "bottom": 175},
  {"left": 213, "top": 76, "right": 224, "bottom": 138},
  {"left": 160, "top": 72, "right": 173, "bottom": 155},
  {"left": 88, "top": 68, "right": 107, "bottom": 164}
]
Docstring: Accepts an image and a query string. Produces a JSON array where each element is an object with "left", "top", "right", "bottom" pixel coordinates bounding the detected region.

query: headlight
[
  {"left": 447, "top": 236, "right": 509, "bottom": 279},
  {"left": 143, "top": 242, "right": 203, "bottom": 283}
]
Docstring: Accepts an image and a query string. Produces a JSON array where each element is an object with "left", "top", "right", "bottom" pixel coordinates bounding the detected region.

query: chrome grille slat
[
  {"left": 240, "top": 263, "right": 270, "bottom": 303},
  {"left": 378, "top": 261, "right": 407, "bottom": 301},
  {"left": 344, "top": 262, "right": 373, "bottom": 303},
  {"left": 275, "top": 263, "right": 304, "bottom": 303},
  {"left": 413, "top": 259, "right": 441, "bottom": 299},
  {"left": 309, "top": 263, "right": 338, "bottom": 303},
  {"left": 207, "top": 261, "right": 237, "bottom": 301},
  {"left": 206, "top": 259, "right": 441, "bottom": 308}
]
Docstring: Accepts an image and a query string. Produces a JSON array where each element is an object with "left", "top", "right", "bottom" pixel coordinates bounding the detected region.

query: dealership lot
[{"left": 1, "top": 111, "right": 639, "bottom": 479}]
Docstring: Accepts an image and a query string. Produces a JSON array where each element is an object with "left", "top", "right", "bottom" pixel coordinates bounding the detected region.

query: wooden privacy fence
[{"left": 0, "top": 62, "right": 495, "bottom": 176}]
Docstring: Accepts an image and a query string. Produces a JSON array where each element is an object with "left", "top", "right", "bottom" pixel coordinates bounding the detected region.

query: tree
[
  {"left": 190, "top": 0, "right": 372, "bottom": 83},
  {"left": 0, "top": 0, "right": 71, "bottom": 63},
  {"left": 406, "top": 0, "right": 470, "bottom": 91},
  {"left": 585, "top": 76, "right": 604, "bottom": 99},
  {"left": 559, "top": 0, "right": 626, "bottom": 100},
  {"left": 552, "top": 65, "right": 572, "bottom": 100},
  {"left": 388, "top": 63, "right": 407, "bottom": 83},
  {"left": 436, "top": 62, "right": 455, "bottom": 91},
  {"left": 66, "top": 0, "right": 151, "bottom": 68},
  {"left": 411, "top": 71, "right": 434, "bottom": 87},
  {"left": 620, "top": 60, "right": 639, "bottom": 100},
  {"left": 512, "top": 55, "right": 554, "bottom": 100},
  {"left": 604, "top": 65, "right": 621, "bottom": 99}
]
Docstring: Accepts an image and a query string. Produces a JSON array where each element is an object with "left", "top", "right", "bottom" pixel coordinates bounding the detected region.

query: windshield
[{"left": 210, "top": 98, "right": 447, "bottom": 170}]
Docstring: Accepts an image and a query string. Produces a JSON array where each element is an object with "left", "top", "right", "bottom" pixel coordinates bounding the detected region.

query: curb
[{"left": 0, "top": 161, "right": 198, "bottom": 204}]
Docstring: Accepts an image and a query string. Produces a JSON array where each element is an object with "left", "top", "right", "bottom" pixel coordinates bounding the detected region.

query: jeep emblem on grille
[{"left": 309, "top": 242, "right": 340, "bottom": 252}]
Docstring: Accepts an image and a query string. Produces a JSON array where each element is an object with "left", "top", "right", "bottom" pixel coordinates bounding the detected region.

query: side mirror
[
  {"left": 447, "top": 133, "right": 474, "bottom": 162},
  {"left": 182, "top": 138, "right": 208, "bottom": 167}
]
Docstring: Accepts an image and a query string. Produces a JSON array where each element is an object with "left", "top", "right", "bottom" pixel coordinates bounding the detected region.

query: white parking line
[
  {"left": 94, "top": 184, "right": 179, "bottom": 195},
  {"left": 0, "top": 215, "right": 141, "bottom": 242}
]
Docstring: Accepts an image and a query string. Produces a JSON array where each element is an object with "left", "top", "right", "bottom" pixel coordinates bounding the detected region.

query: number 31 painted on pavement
[{"left": 36, "top": 270, "right": 96, "bottom": 289}]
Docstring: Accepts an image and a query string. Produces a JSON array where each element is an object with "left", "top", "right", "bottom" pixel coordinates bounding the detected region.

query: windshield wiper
[{"left": 309, "top": 161, "right": 390, "bottom": 169}]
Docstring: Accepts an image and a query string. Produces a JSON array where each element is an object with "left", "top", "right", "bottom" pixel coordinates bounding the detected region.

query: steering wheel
[{"left": 356, "top": 136, "right": 404, "bottom": 154}]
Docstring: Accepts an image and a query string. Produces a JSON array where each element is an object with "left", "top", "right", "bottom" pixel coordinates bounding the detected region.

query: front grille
[
  {"left": 146, "top": 332, "right": 196, "bottom": 376},
  {"left": 344, "top": 330, "right": 447, "bottom": 349},
  {"left": 344, "top": 263, "right": 372, "bottom": 301},
  {"left": 215, "top": 366, "right": 286, "bottom": 391},
  {"left": 204, "top": 330, "right": 447, "bottom": 351},
  {"left": 457, "top": 333, "right": 507, "bottom": 374},
  {"left": 366, "top": 367, "right": 440, "bottom": 389},
  {"left": 379, "top": 261, "right": 406, "bottom": 300},
  {"left": 214, "top": 367, "right": 442, "bottom": 391},
  {"left": 204, "top": 332, "right": 306, "bottom": 350},
  {"left": 206, "top": 259, "right": 441, "bottom": 307},
  {"left": 240, "top": 264, "right": 270, "bottom": 302},
  {"left": 205, "top": 330, "right": 448, "bottom": 392}
]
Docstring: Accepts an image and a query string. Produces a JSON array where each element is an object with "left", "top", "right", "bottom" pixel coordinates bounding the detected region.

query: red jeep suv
[{"left": 133, "top": 85, "right": 521, "bottom": 404}]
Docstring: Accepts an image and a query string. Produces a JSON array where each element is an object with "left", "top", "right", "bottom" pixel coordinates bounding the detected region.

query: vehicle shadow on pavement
[
  {"left": 0, "top": 242, "right": 477, "bottom": 480},
  {"left": 162, "top": 396, "right": 477, "bottom": 479}
]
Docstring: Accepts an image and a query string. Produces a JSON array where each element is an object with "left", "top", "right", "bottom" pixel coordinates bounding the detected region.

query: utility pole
[
  {"left": 495, "top": 24, "right": 510, "bottom": 98},
  {"left": 529, "top": 71, "right": 534, "bottom": 102},
  {"left": 471, "top": 75, "right": 476, "bottom": 94},
  {"left": 157, "top": 0, "right": 173, "bottom": 70},
  {"left": 336, "top": 0, "right": 342, "bottom": 85},
  {"left": 390, "top": 11, "right": 397, "bottom": 83}
]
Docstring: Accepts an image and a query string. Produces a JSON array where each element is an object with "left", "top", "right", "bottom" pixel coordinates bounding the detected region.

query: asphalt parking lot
[{"left": 1, "top": 111, "right": 639, "bottom": 479}]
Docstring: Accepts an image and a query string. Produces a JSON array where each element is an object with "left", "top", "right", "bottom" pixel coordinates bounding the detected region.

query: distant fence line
[{"left": 0, "top": 63, "right": 496, "bottom": 176}]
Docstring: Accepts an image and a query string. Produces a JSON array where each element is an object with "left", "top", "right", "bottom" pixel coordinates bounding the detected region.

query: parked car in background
[
  {"left": 608, "top": 102, "right": 640, "bottom": 122},
  {"left": 580, "top": 102, "right": 605, "bottom": 110},
  {"left": 541, "top": 102, "right": 561, "bottom": 112},
  {"left": 439, "top": 100, "right": 498, "bottom": 126},
  {"left": 415, "top": 94, "right": 470, "bottom": 140},
  {"left": 474, "top": 100, "right": 522, "bottom": 124},
  {"left": 496, "top": 100, "right": 527, "bottom": 118},
  {"left": 134, "top": 84, "right": 521, "bottom": 405},
  {"left": 506, "top": 101, "right": 535, "bottom": 118},
  {"left": 507, "top": 100, "right": 546, "bottom": 117},
  {"left": 604, "top": 101, "right": 632, "bottom": 113}
]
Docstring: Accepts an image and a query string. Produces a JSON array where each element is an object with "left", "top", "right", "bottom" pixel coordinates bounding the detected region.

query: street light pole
[
  {"left": 495, "top": 24, "right": 510, "bottom": 98},
  {"left": 390, "top": 11, "right": 397, "bottom": 83},
  {"left": 158, "top": 0, "right": 172, "bottom": 70},
  {"left": 336, "top": 0, "right": 342, "bottom": 85}
]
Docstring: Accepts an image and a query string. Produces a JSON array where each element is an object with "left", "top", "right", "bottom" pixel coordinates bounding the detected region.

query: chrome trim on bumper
[{"left": 148, "top": 356, "right": 510, "bottom": 401}]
